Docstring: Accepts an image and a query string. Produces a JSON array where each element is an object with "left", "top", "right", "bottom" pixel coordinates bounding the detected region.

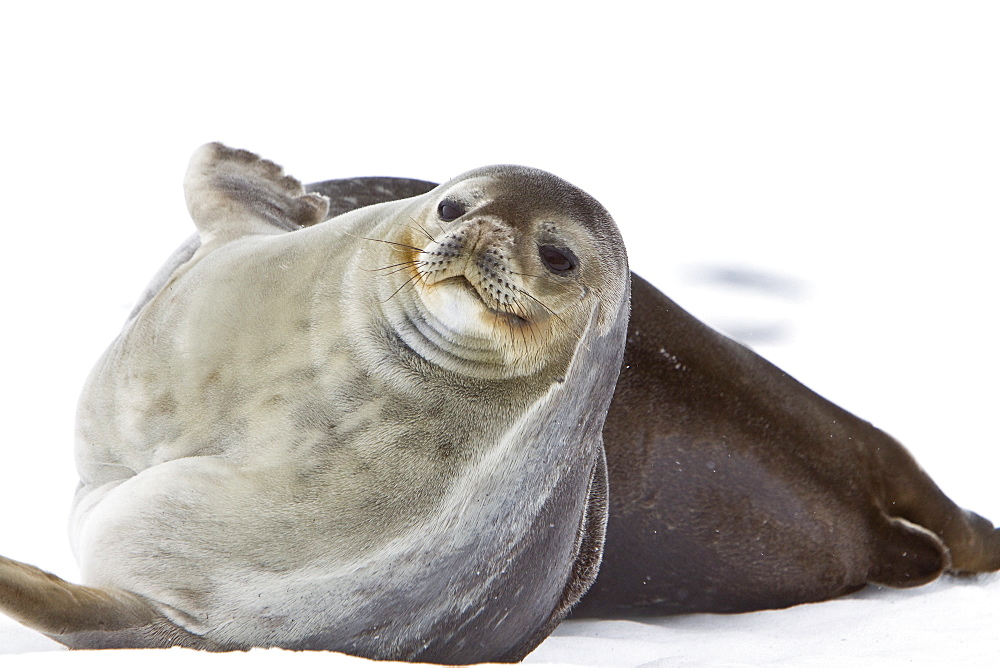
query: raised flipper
[
  {"left": 0, "top": 555, "right": 216, "bottom": 650},
  {"left": 184, "top": 142, "right": 329, "bottom": 246},
  {"left": 130, "top": 174, "right": 432, "bottom": 324},
  {"left": 126, "top": 145, "right": 336, "bottom": 321}
]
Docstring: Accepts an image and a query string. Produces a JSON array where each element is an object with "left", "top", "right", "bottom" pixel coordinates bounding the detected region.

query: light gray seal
[
  {"left": 305, "top": 176, "right": 1000, "bottom": 615},
  {"left": 0, "top": 143, "right": 631, "bottom": 663}
]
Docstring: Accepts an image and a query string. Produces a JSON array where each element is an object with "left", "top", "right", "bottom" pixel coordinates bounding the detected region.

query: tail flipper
[
  {"left": 0, "top": 555, "right": 214, "bottom": 650},
  {"left": 871, "top": 432, "right": 1000, "bottom": 576},
  {"left": 937, "top": 510, "right": 1000, "bottom": 574}
]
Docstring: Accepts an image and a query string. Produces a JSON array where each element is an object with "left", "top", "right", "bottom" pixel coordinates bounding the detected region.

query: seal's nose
[{"left": 420, "top": 216, "right": 514, "bottom": 284}]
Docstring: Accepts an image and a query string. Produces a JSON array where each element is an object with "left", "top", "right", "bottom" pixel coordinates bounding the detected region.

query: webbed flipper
[
  {"left": 872, "top": 433, "right": 1000, "bottom": 575},
  {"left": 867, "top": 518, "right": 949, "bottom": 588},
  {"left": 0, "top": 555, "right": 216, "bottom": 650},
  {"left": 184, "top": 142, "right": 329, "bottom": 246}
]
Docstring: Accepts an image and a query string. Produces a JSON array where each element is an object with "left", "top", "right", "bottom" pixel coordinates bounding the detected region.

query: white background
[{"left": 1, "top": 1, "right": 998, "bottom": 665}]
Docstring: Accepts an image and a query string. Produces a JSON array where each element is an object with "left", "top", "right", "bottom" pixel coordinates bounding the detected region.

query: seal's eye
[
  {"left": 437, "top": 199, "right": 465, "bottom": 221},
  {"left": 539, "top": 245, "right": 577, "bottom": 274}
]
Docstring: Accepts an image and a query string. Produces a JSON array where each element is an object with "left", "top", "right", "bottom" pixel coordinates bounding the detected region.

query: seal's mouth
[{"left": 437, "top": 275, "right": 530, "bottom": 326}]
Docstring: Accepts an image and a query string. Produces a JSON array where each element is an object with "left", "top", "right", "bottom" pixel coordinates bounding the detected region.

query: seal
[
  {"left": 0, "top": 144, "right": 631, "bottom": 663},
  {"left": 576, "top": 273, "right": 1000, "bottom": 615},
  {"left": 303, "top": 176, "right": 1000, "bottom": 615}
]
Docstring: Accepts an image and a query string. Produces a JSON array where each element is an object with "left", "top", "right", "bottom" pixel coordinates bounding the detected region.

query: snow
[{"left": 1, "top": 1, "right": 998, "bottom": 665}]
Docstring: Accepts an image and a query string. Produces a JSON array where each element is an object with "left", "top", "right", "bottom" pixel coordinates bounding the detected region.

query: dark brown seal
[
  {"left": 576, "top": 273, "right": 1000, "bottom": 615},
  {"left": 306, "top": 176, "right": 1000, "bottom": 616}
]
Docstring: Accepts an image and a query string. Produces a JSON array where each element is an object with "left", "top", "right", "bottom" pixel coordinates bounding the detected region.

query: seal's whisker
[
  {"left": 507, "top": 294, "right": 538, "bottom": 353},
  {"left": 382, "top": 264, "right": 428, "bottom": 277},
  {"left": 381, "top": 272, "right": 423, "bottom": 303},
  {"left": 363, "top": 237, "right": 427, "bottom": 253},
  {"left": 511, "top": 314, "right": 527, "bottom": 354},
  {"left": 345, "top": 230, "right": 427, "bottom": 254},
  {"left": 518, "top": 318, "right": 533, "bottom": 356},
  {"left": 423, "top": 211, "right": 448, "bottom": 236},
  {"left": 484, "top": 288, "right": 522, "bottom": 352},
  {"left": 508, "top": 293, "right": 532, "bottom": 323},
  {"left": 517, "top": 288, "right": 565, "bottom": 325},
  {"left": 524, "top": 313, "right": 544, "bottom": 353},
  {"left": 518, "top": 292, "right": 555, "bottom": 356},
  {"left": 492, "top": 309, "right": 516, "bottom": 353},
  {"left": 364, "top": 259, "right": 427, "bottom": 274},
  {"left": 407, "top": 217, "right": 436, "bottom": 243}
]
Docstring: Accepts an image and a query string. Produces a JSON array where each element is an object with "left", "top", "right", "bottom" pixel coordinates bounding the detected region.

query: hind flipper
[
  {"left": 943, "top": 511, "right": 1000, "bottom": 574},
  {"left": 184, "top": 142, "right": 329, "bottom": 246},
  {"left": 867, "top": 517, "right": 949, "bottom": 588},
  {"left": 0, "top": 555, "right": 215, "bottom": 650},
  {"left": 871, "top": 432, "right": 1000, "bottom": 574}
]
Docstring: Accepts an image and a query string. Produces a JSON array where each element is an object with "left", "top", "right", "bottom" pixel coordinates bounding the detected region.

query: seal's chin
[
  {"left": 382, "top": 279, "right": 538, "bottom": 378},
  {"left": 441, "top": 276, "right": 530, "bottom": 326},
  {"left": 417, "top": 277, "right": 528, "bottom": 338}
]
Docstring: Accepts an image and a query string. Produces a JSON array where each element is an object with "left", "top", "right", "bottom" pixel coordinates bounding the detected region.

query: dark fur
[{"left": 306, "top": 176, "right": 1000, "bottom": 616}]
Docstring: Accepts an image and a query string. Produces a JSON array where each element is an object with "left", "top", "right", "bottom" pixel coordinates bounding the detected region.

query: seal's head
[{"left": 369, "top": 165, "right": 628, "bottom": 379}]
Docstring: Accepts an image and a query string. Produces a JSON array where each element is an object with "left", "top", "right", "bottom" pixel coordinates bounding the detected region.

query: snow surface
[{"left": 2, "top": 1, "right": 998, "bottom": 666}]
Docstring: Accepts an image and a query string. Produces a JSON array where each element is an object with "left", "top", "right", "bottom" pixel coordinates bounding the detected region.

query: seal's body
[
  {"left": 308, "top": 176, "right": 1000, "bottom": 615},
  {"left": 574, "top": 273, "right": 1000, "bottom": 615},
  {"left": 0, "top": 146, "right": 630, "bottom": 663}
]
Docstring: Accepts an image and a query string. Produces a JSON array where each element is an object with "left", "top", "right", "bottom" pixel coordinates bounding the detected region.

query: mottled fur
[{"left": 0, "top": 145, "right": 630, "bottom": 662}]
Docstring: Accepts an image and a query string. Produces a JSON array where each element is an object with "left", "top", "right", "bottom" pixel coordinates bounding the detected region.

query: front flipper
[
  {"left": 184, "top": 142, "right": 329, "bottom": 246},
  {"left": 509, "top": 452, "right": 609, "bottom": 660},
  {"left": 0, "top": 555, "right": 216, "bottom": 650}
]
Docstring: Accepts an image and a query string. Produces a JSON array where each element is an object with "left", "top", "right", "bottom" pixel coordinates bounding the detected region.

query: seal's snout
[{"left": 416, "top": 216, "right": 523, "bottom": 316}]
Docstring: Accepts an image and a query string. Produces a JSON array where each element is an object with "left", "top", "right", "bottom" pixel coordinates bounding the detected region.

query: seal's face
[{"left": 372, "top": 166, "right": 627, "bottom": 379}]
